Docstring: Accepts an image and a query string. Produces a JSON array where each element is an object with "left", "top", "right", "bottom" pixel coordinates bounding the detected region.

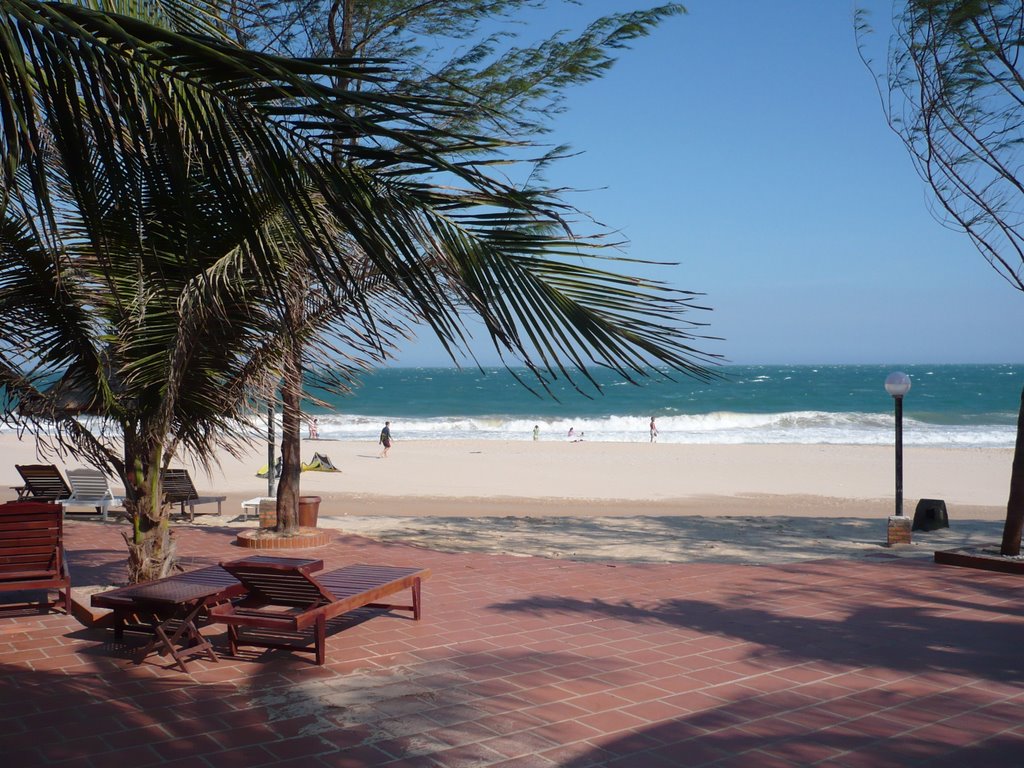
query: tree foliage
[
  {"left": 860, "top": 0, "right": 1024, "bottom": 554},
  {"left": 234, "top": 1, "right": 695, "bottom": 532},
  {"left": 1, "top": 0, "right": 716, "bottom": 578},
  {"left": 862, "top": 0, "right": 1024, "bottom": 290},
  {"left": 237, "top": 1, "right": 685, "bottom": 138}
]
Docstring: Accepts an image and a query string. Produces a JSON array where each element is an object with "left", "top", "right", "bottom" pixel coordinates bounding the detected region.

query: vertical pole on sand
[
  {"left": 894, "top": 394, "right": 904, "bottom": 516},
  {"left": 884, "top": 372, "right": 912, "bottom": 517},
  {"left": 267, "top": 401, "right": 275, "bottom": 498}
]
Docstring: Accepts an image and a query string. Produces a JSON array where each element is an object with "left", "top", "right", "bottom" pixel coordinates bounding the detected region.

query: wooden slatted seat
[
  {"left": 162, "top": 469, "right": 226, "bottom": 522},
  {"left": 0, "top": 501, "right": 71, "bottom": 613},
  {"left": 208, "top": 557, "right": 429, "bottom": 665},
  {"left": 14, "top": 464, "right": 71, "bottom": 502}
]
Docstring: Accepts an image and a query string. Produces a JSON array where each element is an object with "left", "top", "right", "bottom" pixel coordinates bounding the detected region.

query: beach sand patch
[{"left": 324, "top": 515, "right": 1006, "bottom": 566}]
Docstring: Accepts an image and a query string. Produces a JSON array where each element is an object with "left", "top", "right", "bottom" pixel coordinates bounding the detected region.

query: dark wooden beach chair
[
  {"left": 162, "top": 468, "right": 226, "bottom": 522},
  {"left": 90, "top": 556, "right": 320, "bottom": 671},
  {"left": 208, "top": 557, "right": 429, "bottom": 665},
  {"left": 13, "top": 464, "right": 72, "bottom": 502},
  {"left": 0, "top": 501, "right": 71, "bottom": 614}
]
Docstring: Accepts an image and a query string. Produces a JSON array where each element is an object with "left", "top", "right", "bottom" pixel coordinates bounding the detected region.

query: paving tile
[
  {"left": 489, "top": 755, "right": 558, "bottom": 768},
  {"left": 478, "top": 728, "right": 561, "bottom": 760},
  {"left": 1, "top": 522, "right": 1022, "bottom": 768}
]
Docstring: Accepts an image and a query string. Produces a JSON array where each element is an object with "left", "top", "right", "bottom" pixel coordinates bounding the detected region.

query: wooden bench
[
  {"left": 208, "top": 557, "right": 429, "bottom": 665},
  {"left": 0, "top": 501, "right": 71, "bottom": 614}
]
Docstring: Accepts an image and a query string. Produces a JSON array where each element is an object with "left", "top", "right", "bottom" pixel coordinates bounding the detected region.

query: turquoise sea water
[{"left": 304, "top": 364, "right": 1023, "bottom": 447}]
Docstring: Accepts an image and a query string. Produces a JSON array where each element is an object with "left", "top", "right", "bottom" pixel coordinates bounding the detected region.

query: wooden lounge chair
[
  {"left": 91, "top": 556, "right": 320, "bottom": 671},
  {"left": 13, "top": 464, "right": 71, "bottom": 502},
  {"left": 162, "top": 468, "right": 226, "bottom": 522},
  {"left": 0, "top": 501, "right": 71, "bottom": 613},
  {"left": 208, "top": 557, "right": 429, "bottom": 665},
  {"left": 62, "top": 468, "right": 124, "bottom": 521}
]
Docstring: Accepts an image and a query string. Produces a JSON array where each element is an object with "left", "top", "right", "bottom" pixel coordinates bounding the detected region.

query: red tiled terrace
[{"left": 1, "top": 520, "right": 1022, "bottom": 767}]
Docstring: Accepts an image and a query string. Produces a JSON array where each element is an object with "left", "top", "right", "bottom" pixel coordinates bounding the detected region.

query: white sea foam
[
  {"left": 306, "top": 411, "right": 1016, "bottom": 448},
  {"left": 4, "top": 410, "right": 1013, "bottom": 448}
]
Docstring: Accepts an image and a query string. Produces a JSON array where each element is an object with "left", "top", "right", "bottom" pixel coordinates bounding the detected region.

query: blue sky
[{"left": 393, "top": 1, "right": 1024, "bottom": 367}]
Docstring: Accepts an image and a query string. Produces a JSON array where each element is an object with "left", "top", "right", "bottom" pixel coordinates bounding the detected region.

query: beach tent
[
  {"left": 258, "top": 453, "right": 338, "bottom": 476},
  {"left": 302, "top": 453, "right": 339, "bottom": 472},
  {"left": 255, "top": 456, "right": 283, "bottom": 479}
]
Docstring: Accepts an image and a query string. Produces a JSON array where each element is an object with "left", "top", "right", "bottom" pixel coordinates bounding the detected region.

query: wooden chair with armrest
[{"left": 0, "top": 501, "right": 71, "bottom": 613}]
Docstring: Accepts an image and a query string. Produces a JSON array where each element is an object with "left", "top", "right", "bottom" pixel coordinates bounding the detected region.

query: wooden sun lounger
[
  {"left": 91, "top": 556, "right": 320, "bottom": 671},
  {"left": 162, "top": 469, "right": 226, "bottom": 522},
  {"left": 0, "top": 501, "right": 71, "bottom": 614},
  {"left": 13, "top": 464, "right": 71, "bottom": 502},
  {"left": 208, "top": 557, "right": 429, "bottom": 665}
]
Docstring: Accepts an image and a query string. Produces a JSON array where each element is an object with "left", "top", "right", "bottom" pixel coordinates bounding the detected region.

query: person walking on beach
[
  {"left": 378, "top": 421, "right": 393, "bottom": 458},
  {"left": 533, "top": 425, "right": 539, "bottom": 441},
  {"left": 567, "top": 426, "right": 575, "bottom": 440},
  {"left": 650, "top": 417, "right": 658, "bottom": 443},
  {"left": 309, "top": 417, "right": 319, "bottom": 440}
]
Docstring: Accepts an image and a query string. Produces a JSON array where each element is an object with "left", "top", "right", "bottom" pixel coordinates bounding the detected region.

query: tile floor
[{"left": 1, "top": 520, "right": 1022, "bottom": 767}]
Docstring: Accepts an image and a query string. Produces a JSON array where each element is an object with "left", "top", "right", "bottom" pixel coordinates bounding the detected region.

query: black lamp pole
[
  {"left": 884, "top": 372, "right": 911, "bottom": 518},
  {"left": 893, "top": 393, "right": 904, "bottom": 517}
]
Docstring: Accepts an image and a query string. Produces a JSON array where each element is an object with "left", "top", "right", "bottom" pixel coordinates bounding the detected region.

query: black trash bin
[{"left": 913, "top": 499, "right": 949, "bottom": 531}]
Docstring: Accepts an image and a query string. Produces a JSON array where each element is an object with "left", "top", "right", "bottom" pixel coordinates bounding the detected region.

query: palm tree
[{"left": 1, "top": 0, "right": 719, "bottom": 580}]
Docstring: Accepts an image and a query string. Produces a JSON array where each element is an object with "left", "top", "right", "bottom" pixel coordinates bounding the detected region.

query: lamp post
[{"left": 884, "top": 371, "right": 912, "bottom": 517}]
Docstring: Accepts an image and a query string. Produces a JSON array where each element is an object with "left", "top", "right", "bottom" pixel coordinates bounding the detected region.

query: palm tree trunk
[
  {"left": 1000, "top": 386, "right": 1024, "bottom": 555},
  {"left": 276, "top": 342, "right": 302, "bottom": 533},
  {"left": 122, "top": 437, "right": 177, "bottom": 582}
]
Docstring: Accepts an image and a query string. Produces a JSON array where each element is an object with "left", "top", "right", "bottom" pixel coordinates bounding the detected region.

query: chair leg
[
  {"left": 315, "top": 614, "right": 326, "bottom": 665},
  {"left": 227, "top": 625, "right": 239, "bottom": 656},
  {"left": 412, "top": 578, "right": 422, "bottom": 621}
]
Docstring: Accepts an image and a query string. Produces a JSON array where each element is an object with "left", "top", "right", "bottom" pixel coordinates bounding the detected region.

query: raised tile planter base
[
  {"left": 236, "top": 527, "right": 332, "bottom": 550},
  {"left": 934, "top": 547, "right": 1024, "bottom": 575},
  {"left": 886, "top": 515, "right": 912, "bottom": 547}
]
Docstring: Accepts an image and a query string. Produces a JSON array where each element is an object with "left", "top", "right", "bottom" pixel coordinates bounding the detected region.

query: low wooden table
[
  {"left": 92, "top": 557, "right": 322, "bottom": 671},
  {"left": 128, "top": 580, "right": 235, "bottom": 671}
]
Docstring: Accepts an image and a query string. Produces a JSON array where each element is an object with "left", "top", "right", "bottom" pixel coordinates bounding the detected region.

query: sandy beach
[{"left": 1, "top": 433, "right": 1013, "bottom": 565}]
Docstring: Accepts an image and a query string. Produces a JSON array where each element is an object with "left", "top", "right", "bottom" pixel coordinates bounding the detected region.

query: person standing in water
[
  {"left": 379, "top": 421, "right": 393, "bottom": 458},
  {"left": 533, "top": 425, "right": 539, "bottom": 441},
  {"left": 649, "top": 417, "right": 658, "bottom": 443}
]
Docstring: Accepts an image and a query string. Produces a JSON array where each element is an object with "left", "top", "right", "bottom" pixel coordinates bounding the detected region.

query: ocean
[{"left": 303, "top": 364, "right": 1023, "bottom": 448}]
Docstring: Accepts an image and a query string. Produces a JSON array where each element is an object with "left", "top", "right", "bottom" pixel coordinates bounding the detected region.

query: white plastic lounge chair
[{"left": 62, "top": 468, "right": 124, "bottom": 521}]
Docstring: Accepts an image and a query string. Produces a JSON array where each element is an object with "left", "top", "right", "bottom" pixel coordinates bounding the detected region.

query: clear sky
[{"left": 392, "top": 0, "right": 1024, "bottom": 367}]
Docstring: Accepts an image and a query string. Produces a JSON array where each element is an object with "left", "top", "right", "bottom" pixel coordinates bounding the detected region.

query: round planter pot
[{"left": 298, "top": 495, "right": 322, "bottom": 528}]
